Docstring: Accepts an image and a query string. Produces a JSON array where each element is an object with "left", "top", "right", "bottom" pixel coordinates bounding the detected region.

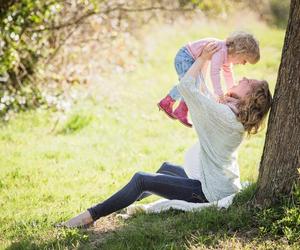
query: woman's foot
[{"left": 59, "top": 211, "right": 94, "bottom": 228}]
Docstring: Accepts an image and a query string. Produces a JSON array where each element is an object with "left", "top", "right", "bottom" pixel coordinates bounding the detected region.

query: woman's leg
[
  {"left": 157, "top": 161, "right": 188, "bottom": 177},
  {"left": 137, "top": 162, "right": 188, "bottom": 201},
  {"left": 87, "top": 170, "right": 207, "bottom": 221}
]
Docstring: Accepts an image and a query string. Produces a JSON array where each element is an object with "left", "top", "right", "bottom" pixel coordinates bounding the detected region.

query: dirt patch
[
  {"left": 92, "top": 214, "right": 123, "bottom": 233},
  {"left": 86, "top": 213, "right": 124, "bottom": 248}
]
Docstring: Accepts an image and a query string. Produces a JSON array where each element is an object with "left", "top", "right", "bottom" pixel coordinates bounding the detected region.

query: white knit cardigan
[
  {"left": 178, "top": 74, "right": 245, "bottom": 202},
  {"left": 125, "top": 74, "right": 246, "bottom": 215}
]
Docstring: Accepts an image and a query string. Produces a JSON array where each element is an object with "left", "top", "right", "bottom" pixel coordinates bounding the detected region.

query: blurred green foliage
[
  {"left": 0, "top": 0, "right": 61, "bottom": 120},
  {"left": 257, "top": 185, "right": 300, "bottom": 243},
  {"left": 0, "top": 0, "right": 290, "bottom": 121},
  {"left": 243, "top": 0, "right": 290, "bottom": 28},
  {"left": 269, "top": 0, "right": 290, "bottom": 28},
  {"left": 0, "top": 1, "right": 58, "bottom": 75},
  {"left": 58, "top": 113, "right": 94, "bottom": 134}
]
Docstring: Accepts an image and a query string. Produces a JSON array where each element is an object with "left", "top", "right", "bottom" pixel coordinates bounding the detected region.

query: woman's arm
[
  {"left": 178, "top": 42, "right": 221, "bottom": 100},
  {"left": 177, "top": 43, "right": 238, "bottom": 140},
  {"left": 185, "top": 43, "right": 220, "bottom": 79}
]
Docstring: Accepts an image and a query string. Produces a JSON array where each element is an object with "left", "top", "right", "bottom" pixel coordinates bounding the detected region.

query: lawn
[{"left": 0, "top": 14, "right": 290, "bottom": 249}]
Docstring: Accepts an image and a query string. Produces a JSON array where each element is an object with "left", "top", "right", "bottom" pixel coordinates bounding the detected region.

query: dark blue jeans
[
  {"left": 169, "top": 47, "right": 195, "bottom": 100},
  {"left": 88, "top": 162, "right": 208, "bottom": 220}
]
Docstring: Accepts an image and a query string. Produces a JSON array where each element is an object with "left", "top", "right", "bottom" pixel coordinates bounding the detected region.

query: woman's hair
[
  {"left": 236, "top": 80, "right": 273, "bottom": 135},
  {"left": 226, "top": 31, "right": 260, "bottom": 64}
]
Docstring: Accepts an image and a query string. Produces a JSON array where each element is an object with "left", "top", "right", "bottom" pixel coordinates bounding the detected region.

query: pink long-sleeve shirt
[{"left": 186, "top": 38, "right": 234, "bottom": 97}]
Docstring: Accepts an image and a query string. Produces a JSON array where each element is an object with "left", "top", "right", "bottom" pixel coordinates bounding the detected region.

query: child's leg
[
  {"left": 158, "top": 47, "right": 194, "bottom": 120},
  {"left": 168, "top": 85, "right": 182, "bottom": 101},
  {"left": 171, "top": 48, "right": 195, "bottom": 127},
  {"left": 170, "top": 47, "right": 195, "bottom": 100}
]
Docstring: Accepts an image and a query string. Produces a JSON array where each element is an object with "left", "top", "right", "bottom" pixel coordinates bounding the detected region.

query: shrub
[{"left": 257, "top": 185, "right": 300, "bottom": 243}]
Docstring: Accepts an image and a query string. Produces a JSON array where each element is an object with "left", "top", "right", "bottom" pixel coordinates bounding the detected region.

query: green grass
[{"left": 1, "top": 15, "right": 296, "bottom": 249}]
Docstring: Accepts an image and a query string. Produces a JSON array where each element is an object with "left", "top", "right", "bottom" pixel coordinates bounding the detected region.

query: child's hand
[{"left": 224, "top": 94, "right": 239, "bottom": 105}]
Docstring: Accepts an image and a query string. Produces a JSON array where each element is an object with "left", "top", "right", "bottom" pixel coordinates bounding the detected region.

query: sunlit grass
[{"left": 0, "top": 15, "right": 286, "bottom": 249}]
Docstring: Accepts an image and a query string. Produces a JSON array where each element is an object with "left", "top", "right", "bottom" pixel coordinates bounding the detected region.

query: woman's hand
[
  {"left": 183, "top": 42, "right": 220, "bottom": 79},
  {"left": 199, "top": 42, "right": 220, "bottom": 61}
]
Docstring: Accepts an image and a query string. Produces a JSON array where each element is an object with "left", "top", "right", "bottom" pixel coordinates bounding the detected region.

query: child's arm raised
[
  {"left": 222, "top": 63, "right": 234, "bottom": 90},
  {"left": 210, "top": 49, "right": 225, "bottom": 97}
]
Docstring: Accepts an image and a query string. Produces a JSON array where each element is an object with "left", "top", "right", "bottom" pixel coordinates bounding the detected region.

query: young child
[{"left": 158, "top": 31, "right": 260, "bottom": 127}]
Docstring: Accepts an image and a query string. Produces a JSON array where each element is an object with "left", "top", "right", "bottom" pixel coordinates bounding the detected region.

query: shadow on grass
[
  {"left": 3, "top": 205, "right": 250, "bottom": 249},
  {"left": 91, "top": 208, "right": 257, "bottom": 250},
  {"left": 6, "top": 184, "right": 299, "bottom": 250},
  {"left": 5, "top": 226, "right": 90, "bottom": 250},
  {"left": 89, "top": 184, "right": 261, "bottom": 249}
]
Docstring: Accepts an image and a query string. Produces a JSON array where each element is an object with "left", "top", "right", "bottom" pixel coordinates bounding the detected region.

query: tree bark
[{"left": 254, "top": 0, "right": 300, "bottom": 207}]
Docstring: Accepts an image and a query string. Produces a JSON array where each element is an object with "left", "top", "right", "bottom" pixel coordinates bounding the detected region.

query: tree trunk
[{"left": 254, "top": 0, "right": 300, "bottom": 207}]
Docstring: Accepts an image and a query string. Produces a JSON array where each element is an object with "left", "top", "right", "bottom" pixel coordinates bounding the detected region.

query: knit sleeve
[{"left": 177, "top": 74, "right": 241, "bottom": 136}]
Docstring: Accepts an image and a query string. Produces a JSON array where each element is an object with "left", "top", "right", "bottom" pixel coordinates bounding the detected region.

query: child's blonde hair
[
  {"left": 226, "top": 31, "right": 260, "bottom": 64},
  {"left": 236, "top": 80, "right": 272, "bottom": 135}
]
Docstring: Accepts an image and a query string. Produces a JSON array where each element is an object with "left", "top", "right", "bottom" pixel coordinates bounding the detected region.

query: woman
[{"left": 61, "top": 43, "right": 272, "bottom": 228}]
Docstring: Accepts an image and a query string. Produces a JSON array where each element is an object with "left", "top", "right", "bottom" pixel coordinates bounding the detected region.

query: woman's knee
[
  {"left": 157, "top": 161, "right": 171, "bottom": 173},
  {"left": 132, "top": 171, "right": 147, "bottom": 182},
  {"left": 131, "top": 171, "right": 150, "bottom": 191}
]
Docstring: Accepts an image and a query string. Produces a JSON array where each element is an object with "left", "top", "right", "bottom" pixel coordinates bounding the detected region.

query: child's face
[{"left": 229, "top": 54, "right": 248, "bottom": 65}]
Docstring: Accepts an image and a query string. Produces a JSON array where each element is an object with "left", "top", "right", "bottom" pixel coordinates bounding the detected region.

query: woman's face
[{"left": 228, "top": 77, "right": 261, "bottom": 99}]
